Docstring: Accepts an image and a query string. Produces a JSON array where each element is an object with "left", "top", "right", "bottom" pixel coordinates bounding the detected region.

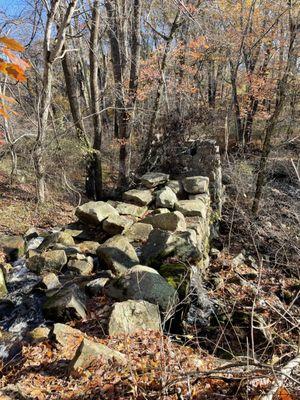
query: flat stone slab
[
  {"left": 108, "top": 201, "right": 147, "bottom": 218},
  {"left": 123, "top": 189, "right": 153, "bottom": 206},
  {"left": 182, "top": 176, "right": 209, "bottom": 194},
  {"left": 175, "top": 199, "right": 208, "bottom": 218},
  {"left": 140, "top": 172, "right": 169, "bottom": 188},
  {"left": 103, "top": 214, "right": 133, "bottom": 235},
  {"left": 69, "top": 338, "right": 126, "bottom": 373},
  {"left": 75, "top": 201, "right": 118, "bottom": 225},
  {"left": 124, "top": 222, "right": 153, "bottom": 243},
  {"left": 142, "top": 211, "right": 186, "bottom": 232},
  {"left": 53, "top": 323, "right": 84, "bottom": 347}
]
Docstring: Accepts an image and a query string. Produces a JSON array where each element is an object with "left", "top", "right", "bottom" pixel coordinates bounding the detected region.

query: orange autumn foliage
[{"left": 0, "top": 36, "right": 30, "bottom": 119}]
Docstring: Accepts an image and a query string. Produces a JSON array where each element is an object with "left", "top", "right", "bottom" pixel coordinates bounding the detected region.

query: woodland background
[{"left": 0, "top": 1, "right": 299, "bottom": 398}]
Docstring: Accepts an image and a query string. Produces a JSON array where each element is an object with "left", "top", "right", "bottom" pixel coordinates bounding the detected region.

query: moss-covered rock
[{"left": 158, "top": 263, "right": 189, "bottom": 299}]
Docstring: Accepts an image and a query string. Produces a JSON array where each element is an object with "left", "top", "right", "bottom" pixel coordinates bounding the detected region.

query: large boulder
[
  {"left": 43, "top": 284, "right": 87, "bottom": 321},
  {"left": 155, "top": 186, "right": 178, "bottom": 209},
  {"left": 108, "top": 300, "right": 161, "bottom": 336},
  {"left": 141, "top": 229, "right": 201, "bottom": 266},
  {"left": 140, "top": 172, "right": 169, "bottom": 188},
  {"left": 97, "top": 235, "right": 139, "bottom": 275},
  {"left": 27, "top": 250, "right": 67, "bottom": 274},
  {"left": 103, "top": 214, "right": 133, "bottom": 235},
  {"left": 182, "top": 176, "right": 209, "bottom": 194},
  {"left": 124, "top": 222, "right": 153, "bottom": 243},
  {"left": 142, "top": 211, "right": 186, "bottom": 232},
  {"left": 75, "top": 201, "right": 118, "bottom": 225},
  {"left": 123, "top": 189, "right": 153, "bottom": 206},
  {"left": 105, "top": 265, "right": 178, "bottom": 311},
  {"left": 175, "top": 199, "right": 208, "bottom": 218},
  {"left": 69, "top": 338, "right": 126, "bottom": 373},
  {"left": 0, "top": 235, "right": 24, "bottom": 261}
]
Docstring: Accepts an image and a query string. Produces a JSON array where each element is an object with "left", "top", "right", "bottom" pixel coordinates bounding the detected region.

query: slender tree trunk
[
  {"left": 61, "top": 50, "right": 89, "bottom": 146},
  {"left": 87, "top": 0, "right": 103, "bottom": 199},
  {"left": 34, "top": 0, "right": 78, "bottom": 203},
  {"left": 252, "top": 13, "right": 298, "bottom": 214},
  {"left": 105, "top": 0, "right": 141, "bottom": 189},
  {"left": 229, "top": 61, "right": 243, "bottom": 144},
  {"left": 117, "top": 0, "right": 141, "bottom": 188},
  {"left": 143, "top": 12, "right": 181, "bottom": 165}
]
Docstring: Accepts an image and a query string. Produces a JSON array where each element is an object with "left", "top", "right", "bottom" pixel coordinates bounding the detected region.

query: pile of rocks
[{"left": 0, "top": 172, "right": 215, "bottom": 371}]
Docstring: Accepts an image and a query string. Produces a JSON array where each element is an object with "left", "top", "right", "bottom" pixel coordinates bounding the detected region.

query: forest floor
[{"left": 0, "top": 145, "right": 299, "bottom": 399}]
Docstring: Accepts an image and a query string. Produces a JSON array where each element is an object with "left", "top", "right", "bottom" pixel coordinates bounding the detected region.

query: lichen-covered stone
[
  {"left": 67, "top": 258, "right": 94, "bottom": 276},
  {"left": 77, "top": 241, "right": 100, "bottom": 255},
  {"left": 97, "top": 235, "right": 139, "bottom": 275},
  {"left": 43, "top": 284, "right": 87, "bottom": 321},
  {"left": 142, "top": 211, "right": 186, "bottom": 232},
  {"left": 27, "top": 250, "right": 67, "bottom": 274},
  {"left": 75, "top": 201, "right": 118, "bottom": 225},
  {"left": 166, "top": 180, "right": 184, "bottom": 196},
  {"left": 155, "top": 186, "right": 178, "bottom": 209},
  {"left": 53, "top": 323, "right": 84, "bottom": 347},
  {"left": 175, "top": 199, "right": 208, "bottom": 218},
  {"left": 103, "top": 214, "right": 133, "bottom": 235},
  {"left": 141, "top": 229, "right": 201, "bottom": 266},
  {"left": 69, "top": 338, "right": 126, "bottom": 373},
  {"left": 182, "top": 176, "right": 209, "bottom": 194},
  {"left": 105, "top": 265, "right": 178, "bottom": 311},
  {"left": 158, "top": 263, "right": 189, "bottom": 298},
  {"left": 28, "top": 326, "right": 50, "bottom": 342},
  {"left": 0, "top": 235, "right": 25, "bottom": 261},
  {"left": 124, "top": 222, "right": 153, "bottom": 243},
  {"left": 55, "top": 231, "right": 76, "bottom": 246},
  {"left": 109, "top": 201, "right": 147, "bottom": 218},
  {"left": 109, "top": 300, "right": 161, "bottom": 336},
  {"left": 41, "top": 272, "right": 61, "bottom": 290},
  {"left": 123, "top": 189, "right": 153, "bottom": 206},
  {"left": 140, "top": 172, "right": 169, "bottom": 188}
]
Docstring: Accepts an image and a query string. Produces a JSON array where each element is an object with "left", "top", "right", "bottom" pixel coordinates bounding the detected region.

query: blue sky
[{"left": 0, "top": 0, "right": 27, "bottom": 16}]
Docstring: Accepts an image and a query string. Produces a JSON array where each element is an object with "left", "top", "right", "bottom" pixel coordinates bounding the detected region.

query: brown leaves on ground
[{"left": 0, "top": 172, "right": 74, "bottom": 235}]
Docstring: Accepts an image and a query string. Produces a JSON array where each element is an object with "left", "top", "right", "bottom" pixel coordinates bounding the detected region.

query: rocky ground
[{"left": 0, "top": 171, "right": 299, "bottom": 399}]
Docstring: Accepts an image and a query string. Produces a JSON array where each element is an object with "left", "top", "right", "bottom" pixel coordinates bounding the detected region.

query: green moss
[
  {"left": 158, "top": 263, "right": 189, "bottom": 299},
  {"left": 210, "top": 210, "right": 221, "bottom": 224}
]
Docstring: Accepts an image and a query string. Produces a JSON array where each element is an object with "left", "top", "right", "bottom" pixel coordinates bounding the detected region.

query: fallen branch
[{"left": 260, "top": 354, "right": 300, "bottom": 400}]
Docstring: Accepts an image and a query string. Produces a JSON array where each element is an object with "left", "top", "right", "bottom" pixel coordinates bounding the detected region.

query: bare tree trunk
[
  {"left": 229, "top": 61, "right": 243, "bottom": 144},
  {"left": 86, "top": 0, "right": 103, "bottom": 200},
  {"left": 142, "top": 11, "right": 181, "bottom": 166},
  {"left": 252, "top": 11, "right": 298, "bottom": 215},
  {"left": 105, "top": 0, "right": 141, "bottom": 189},
  {"left": 34, "top": 0, "right": 78, "bottom": 203},
  {"left": 118, "top": 0, "right": 141, "bottom": 188},
  {"left": 61, "top": 49, "right": 89, "bottom": 146}
]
